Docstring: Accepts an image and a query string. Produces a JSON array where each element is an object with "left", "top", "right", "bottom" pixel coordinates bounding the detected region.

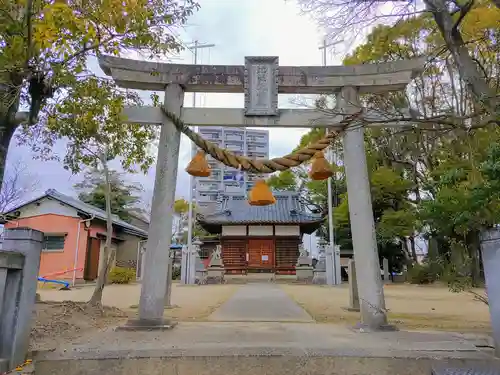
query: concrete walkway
[{"left": 208, "top": 283, "right": 314, "bottom": 322}]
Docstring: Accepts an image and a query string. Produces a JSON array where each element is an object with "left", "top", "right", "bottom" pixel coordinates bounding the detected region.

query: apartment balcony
[
  {"left": 224, "top": 127, "right": 244, "bottom": 133},
  {"left": 225, "top": 144, "right": 244, "bottom": 152},
  {"left": 196, "top": 192, "right": 219, "bottom": 203},
  {"left": 206, "top": 155, "right": 220, "bottom": 162},
  {"left": 224, "top": 185, "right": 245, "bottom": 193},
  {"left": 247, "top": 152, "right": 267, "bottom": 159},
  {"left": 247, "top": 146, "right": 268, "bottom": 154},
  {"left": 207, "top": 159, "right": 222, "bottom": 169},
  {"left": 197, "top": 141, "right": 222, "bottom": 149},
  {"left": 247, "top": 174, "right": 263, "bottom": 181},
  {"left": 200, "top": 129, "right": 222, "bottom": 138},
  {"left": 247, "top": 136, "right": 268, "bottom": 144},
  {"left": 225, "top": 135, "right": 243, "bottom": 142},
  {"left": 197, "top": 182, "right": 221, "bottom": 191},
  {"left": 196, "top": 172, "right": 221, "bottom": 181}
]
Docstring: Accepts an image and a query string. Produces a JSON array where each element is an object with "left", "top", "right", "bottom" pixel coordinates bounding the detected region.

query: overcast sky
[{"left": 6, "top": 0, "right": 353, "bottom": 208}]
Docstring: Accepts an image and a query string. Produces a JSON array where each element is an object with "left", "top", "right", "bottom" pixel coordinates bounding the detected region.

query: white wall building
[{"left": 192, "top": 127, "right": 269, "bottom": 211}]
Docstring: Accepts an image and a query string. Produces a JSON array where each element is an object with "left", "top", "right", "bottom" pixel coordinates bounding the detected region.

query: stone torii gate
[{"left": 99, "top": 55, "right": 424, "bottom": 331}]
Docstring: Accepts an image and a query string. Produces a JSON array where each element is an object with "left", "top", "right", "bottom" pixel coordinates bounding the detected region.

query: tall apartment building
[{"left": 192, "top": 127, "right": 269, "bottom": 211}]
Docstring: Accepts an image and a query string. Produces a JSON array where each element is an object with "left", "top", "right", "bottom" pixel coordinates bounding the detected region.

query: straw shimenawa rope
[{"left": 160, "top": 106, "right": 361, "bottom": 174}]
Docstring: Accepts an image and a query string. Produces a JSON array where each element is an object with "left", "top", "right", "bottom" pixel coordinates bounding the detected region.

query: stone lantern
[
  {"left": 312, "top": 238, "right": 327, "bottom": 284},
  {"left": 295, "top": 244, "right": 313, "bottom": 283}
]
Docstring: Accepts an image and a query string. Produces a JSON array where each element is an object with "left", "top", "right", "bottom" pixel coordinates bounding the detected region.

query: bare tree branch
[{"left": 0, "top": 158, "right": 39, "bottom": 214}]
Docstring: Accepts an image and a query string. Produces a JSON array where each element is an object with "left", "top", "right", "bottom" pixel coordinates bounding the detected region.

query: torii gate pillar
[
  {"left": 136, "top": 83, "right": 183, "bottom": 327},
  {"left": 339, "top": 86, "right": 389, "bottom": 330}
]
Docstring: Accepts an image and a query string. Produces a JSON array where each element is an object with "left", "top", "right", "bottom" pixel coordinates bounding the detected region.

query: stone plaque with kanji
[{"left": 244, "top": 56, "right": 279, "bottom": 116}]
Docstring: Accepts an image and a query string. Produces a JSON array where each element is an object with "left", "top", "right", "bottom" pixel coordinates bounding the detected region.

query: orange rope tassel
[
  {"left": 309, "top": 151, "right": 333, "bottom": 181},
  {"left": 248, "top": 180, "right": 276, "bottom": 206},
  {"left": 186, "top": 150, "right": 211, "bottom": 177}
]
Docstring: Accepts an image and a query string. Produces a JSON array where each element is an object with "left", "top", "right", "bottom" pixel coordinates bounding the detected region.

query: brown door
[
  {"left": 222, "top": 239, "right": 246, "bottom": 274},
  {"left": 247, "top": 239, "right": 274, "bottom": 269},
  {"left": 84, "top": 238, "right": 101, "bottom": 280}
]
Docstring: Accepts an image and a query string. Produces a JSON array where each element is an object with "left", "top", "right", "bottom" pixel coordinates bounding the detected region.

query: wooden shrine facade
[{"left": 198, "top": 192, "right": 324, "bottom": 274}]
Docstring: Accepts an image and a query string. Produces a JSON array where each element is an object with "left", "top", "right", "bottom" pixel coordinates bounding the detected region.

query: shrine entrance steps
[
  {"left": 34, "top": 322, "right": 498, "bottom": 375},
  {"left": 224, "top": 273, "right": 297, "bottom": 284}
]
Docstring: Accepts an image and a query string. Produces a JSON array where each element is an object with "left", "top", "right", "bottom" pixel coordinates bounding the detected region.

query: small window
[{"left": 43, "top": 235, "right": 66, "bottom": 252}]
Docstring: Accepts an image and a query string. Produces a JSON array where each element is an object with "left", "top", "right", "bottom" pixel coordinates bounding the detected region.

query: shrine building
[{"left": 197, "top": 192, "right": 324, "bottom": 274}]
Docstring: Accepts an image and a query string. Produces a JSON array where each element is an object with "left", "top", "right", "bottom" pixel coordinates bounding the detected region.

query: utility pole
[
  {"left": 186, "top": 40, "right": 215, "bottom": 257},
  {"left": 318, "top": 37, "right": 343, "bottom": 285}
]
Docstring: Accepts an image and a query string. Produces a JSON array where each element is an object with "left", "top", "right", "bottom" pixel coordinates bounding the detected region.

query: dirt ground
[
  {"left": 37, "top": 283, "right": 240, "bottom": 320},
  {"left": 32, "top": 282, "right": 491, "bottom": 354},
  {"left": 30, "top": 301, "right": 128, "bottom": 352},
  {"left": 32, "top": 283, "right": 240, "bottom": 351},
  {"left": 280, "top": 283, "right": 491, "bottom": 332}
]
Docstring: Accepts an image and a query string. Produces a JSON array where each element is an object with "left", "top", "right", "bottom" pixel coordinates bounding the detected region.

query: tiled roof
[
  {"left": 198, "top": 192, "right": 324, "bottom": 225},
  {"left": 5, "top": 189, "right": 148, "bottom": 238}
]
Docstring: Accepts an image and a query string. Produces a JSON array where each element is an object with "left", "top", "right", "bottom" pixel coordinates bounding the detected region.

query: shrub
[
  {"left": 108, "top": 267, "right": 136, "bottom": 284},
  {"left": 440, "top": 260, "right": 473, "bottom": 292},
  {"left": 408, "top": 262, "right": 440, "bottom": 284},
  {"left": 172, "top": 266, "right": 181, "bottom": 280}
]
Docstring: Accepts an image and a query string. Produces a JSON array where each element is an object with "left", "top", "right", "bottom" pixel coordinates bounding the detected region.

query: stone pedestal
[
  {"left": 312, "top": 268, "right": 327, "bottom": 284},
  {"left": 206, "top": 267, "right": 225, "bottom": 284},
  {"left": 195, "top": 256, "right": 207, "bottom": 285},
  {"left": 296, "top": 245, "right": 314, "bottom": 282},
  {"left": 296, "top": 266, "right": 314, "bottom": 282},
  {"left": 312, "top": 255, "right": 327, "bottom": 285},
  {"left": 205, "top": 245, "right": 225, "bottom": 284},
  {"left": 312, "top": 241, "right": 327, "bottom": 285}
]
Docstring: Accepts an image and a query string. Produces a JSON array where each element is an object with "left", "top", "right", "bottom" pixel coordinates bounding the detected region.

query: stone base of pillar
[
  {"left": 206, "top": 267, "right": 225, "bottom": 284},
  {"left": 296, "top": 266, "right": 314, "bottom": 282},
  {"left": 351, "top": 321, "right": 398, "bottom": 333},
  {"left": 312, "top": 269, "right": 327, "bottom": 284},
  {"left": 116, "top": 319, "right": 177, "bottom": 332}
]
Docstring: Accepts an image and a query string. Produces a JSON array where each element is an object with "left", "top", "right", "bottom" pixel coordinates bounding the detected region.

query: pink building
[{"left": 2, "top": 189, "right": 148, "bottom": 281}]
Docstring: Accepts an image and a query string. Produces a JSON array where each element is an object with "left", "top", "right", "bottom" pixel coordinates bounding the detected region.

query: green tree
[
  {"left": 420, "top": 129, "right": 500, "bottom": 286},
  {"left": 298, "top": 0, "right": 500, "bottom": 118},
  {"left": 173, "top": 199, "right": 189, "bottom": 215},
  {"left": 266, "top": 170, "right": 297, "bottom": 191},
  {"left": 171, "top": 199, "right": 211, "bottom": 244},
  {"left": 333, "top": 164, "right": 417, "bottom": 271},
  {"left": 74, "top": 168, "right": 144, "bottom": 222},
  {"left": 327, "top": 8, "right": 500, "bottom": 287},
  {"left": 0, "top": 0, "right": 198, "bottom": 186},
  {"left": 36, "top": 76, "right": 157, "bottom": 305}
]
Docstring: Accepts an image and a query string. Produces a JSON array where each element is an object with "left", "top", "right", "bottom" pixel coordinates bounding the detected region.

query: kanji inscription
[{"left": 244, "top": 56, "right": 279, "bottom": 116}]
